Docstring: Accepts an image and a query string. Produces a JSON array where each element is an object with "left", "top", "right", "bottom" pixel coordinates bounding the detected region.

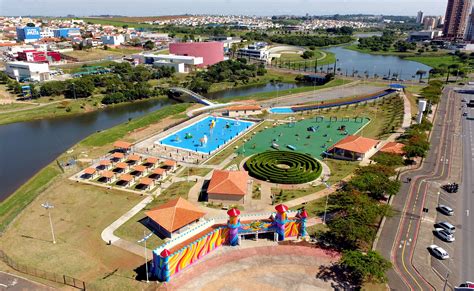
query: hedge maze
[{"left": 245, "top": 151, "right": 322, "bottom": 184}]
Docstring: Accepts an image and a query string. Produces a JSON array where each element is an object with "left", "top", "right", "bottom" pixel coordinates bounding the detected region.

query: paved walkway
[{"left": 101, "top": 195, "right": 153, "bottom": 258}]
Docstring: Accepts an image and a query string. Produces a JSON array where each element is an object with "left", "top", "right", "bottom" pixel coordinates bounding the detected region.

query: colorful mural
[{"left": 153, "top": 205, "right": 309, "bottom": 282}]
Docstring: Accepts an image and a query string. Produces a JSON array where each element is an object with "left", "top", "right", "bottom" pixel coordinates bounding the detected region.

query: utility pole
[
  {"left": 138, "top": 231, "right": 153, "bottom": 283},
  {"left": 41, "top": 202, "right": 56, "bottom": 244}
]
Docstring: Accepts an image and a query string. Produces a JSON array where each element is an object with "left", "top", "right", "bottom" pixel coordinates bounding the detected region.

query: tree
[
  {"left": 143, "top": 40, "right": 155, "bottom": 50},
  {"left": 64, "top": 77, "right": 95, "bottom": 99},
  {"left": 348, "top": 165, "right": 401, "bottom": 200},
  {"left": 372, "top": 152, "right": 404, "bottom": 167},
  {"left": 302, "top": 50, "right": 315, "bottom": 59},
  {"left": 341, "top": 250, "right": 392, "bottom": 283}
]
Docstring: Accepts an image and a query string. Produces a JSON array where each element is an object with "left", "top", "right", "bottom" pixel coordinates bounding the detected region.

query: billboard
[{"left": 24, "top": 27, "right": 41, "bottom": 39}]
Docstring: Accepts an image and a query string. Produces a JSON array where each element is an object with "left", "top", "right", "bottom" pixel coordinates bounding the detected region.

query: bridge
[{"left": 169, "top": 87, "right": 215, "bottom": 106}]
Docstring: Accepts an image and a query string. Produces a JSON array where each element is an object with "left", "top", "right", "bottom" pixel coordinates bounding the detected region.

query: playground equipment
[
  {"left": 307, "top": 126, "right": 317, "bottom": 132},
  {"left": 287, "top": 145, "right": 296, "bottom": 150},
  {"left": 174, "top": 135, "right": 181, "bottom": 142},
  {"left": 184, "top": 133, "right": 193, "bottom": 139},
  {"left": 199, "top": 135, "right": 208, "bottom": 146},
  {"left": 272, "top": 142, "right": 280, "bottom": 150}
]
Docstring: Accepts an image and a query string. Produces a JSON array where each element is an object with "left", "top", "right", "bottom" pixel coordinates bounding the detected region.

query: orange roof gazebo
[
  {"left": 83, "top": 168, "right": 96, "bottom": 175},
  {"left": 379, "top": 142, "right": 406, "bottom": 155},
  {"left": 115, "top": 162, "right": 128, "bottom": 169},
  {"left": 99, "top": 160, "right": 111, "bottom": 166},
  {"left": 164, "top": 160, "right": 177, "bottom": 167},
  {"left": 119, "top": 174, "right": 134, "bottom": 182},
  {"left": 153, "top": 168, "right": 166, "bottom": 175},
  {"left": 146, "top": 157, "right": 158, "bottom": 164},
  {"left": 133, "top": 165, "right": 147, "bottom": 173},
  {"left": 139, "top": 177, "right": 154, "bottom": 186},
  {"left": 128, "top": 154, "right": 141, "bottom": 161},
  {"left": 100, "top": 171, "right": 114, "bottom": 179},
  {"left": 112, "top": 152, "right": 125, "bottom": 159},
  {"left": 113, "top": 140, "right": 132, "bottom": 150}
]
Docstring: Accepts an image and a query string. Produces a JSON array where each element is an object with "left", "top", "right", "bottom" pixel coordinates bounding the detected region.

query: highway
[{"left": 377, "top": 88, "right": 458, "bottom": 290}]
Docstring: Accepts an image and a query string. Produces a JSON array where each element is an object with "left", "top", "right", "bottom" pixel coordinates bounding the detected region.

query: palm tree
[{"left": 416, "top": 70, "right": 426, "bottom": 83}]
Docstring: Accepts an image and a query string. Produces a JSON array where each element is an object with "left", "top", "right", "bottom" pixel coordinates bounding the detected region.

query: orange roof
[
  {"left": 153, "top": 168, "right": 166, "bottom": 175},
  {"left": 99, "top": 160, "right": 111, "bottom": 166},
  {"left": 139, "top": 177, "right": 154, "bottom": 186},
  {"left": 113, "top": 141, "right": 132, "bottom": 149},
  {"left": 146, "top": 157, "right": 158, "bottom": 164},
  {"left": 207, "top": 170, "right": 249, "bottom": 196},
  {"left": 380, "top": 142, "right": 406, "bottom": 155},
  {"left": 128, "top": 154, "right": 141, "bottom": 161},
  {"left": 112, "top": 152, "right": 125, "bottom": 159},
  {"left": 83, "top": 168, "right": 96, "bottom": 175},
  {"left": 226, "top": 104, "right": 262, "bottom": 111},
  {"left": 328, "top": 135, "right": 379, "bottom": 154},
  {"left": 145, "top": 197, "right": 206, "bottom": 233},
  {"left": 133, "top": 165, "right": 147, "bottom": 172},
  {"left": 119, "top": 174, "right": 134, "bottom": 182},
  {"left": 115, "top": 162, "right": 128, "bottom": 169},
  {"left": 100, "top": 171, "right": 114, "bottom": 178},
  {"left": 164, "top": 160, "right": 177, "bottom": 167}
]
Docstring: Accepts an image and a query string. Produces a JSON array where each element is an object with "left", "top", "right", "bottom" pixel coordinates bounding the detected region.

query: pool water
[
  {"left": 269, "top": 107, "right": 294, "bottom": 114},
  {"left": 158, "top": 116, "right": 254, "bottom": 154}
]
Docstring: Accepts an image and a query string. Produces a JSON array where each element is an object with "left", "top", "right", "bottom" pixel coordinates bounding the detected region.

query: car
[
  {"left": 437, "top": 204, "right": 454, "bottom": 216},
  {"left": 434, "top": 228, "right": 455, "bottom": 242},
  {"left": 437, "top": 221, "right": 456, "bottom": 233},
  {"left": 428, "top": 244, "right": 449, "bottom": 260},
  {"left": 463, "top": 112, "right": 468, "bottom": 116}
]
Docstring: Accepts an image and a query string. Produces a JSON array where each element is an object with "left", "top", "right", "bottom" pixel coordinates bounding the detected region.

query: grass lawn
[
  {"left": 0, "top": 178, "right": 148, "bottom": 290},
  {"left": 114, "top": 181, "right": 195, "bottom": 250},
  {"left": 0, "top": 103, "right": 37, "bottom": 112},
  {"left": 278, "top": 49, "right": 336, "bottom": 66},
  {"left": 404, "top": 55, "right": 464, "bottom": 68},
  {"left": 323, "top": 159, "right": 359, "bottom": 184},
  {"left": 62, "top": 47, "right": 142, "bottom": 62},
  {"left": 271, "top": 185, "right": 325, "bottom": 204},
  {"left": 177, "top": 167, "right": 212, "bottom": 178}
]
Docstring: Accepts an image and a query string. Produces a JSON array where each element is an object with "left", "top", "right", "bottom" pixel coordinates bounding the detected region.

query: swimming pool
[
  {"left": 157, "top": 116, "right": 255, "bottom": 154},
  {"left": 268, "top": 107, "right": 294, "bottom": 114}
]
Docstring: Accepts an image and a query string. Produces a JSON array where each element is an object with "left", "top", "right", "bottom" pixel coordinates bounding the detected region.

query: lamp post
[
  {"left": 322, "top": 180, "right": 331, "bottom": 224},
  {"left": 333, "top": 59, "right": 339, "bottom": 75},
  {"left": 41, "top": 202, "right": 56, "bottom": 244},
  {"left": 137, "top": 231, "right": 153, "bottom": 283}
]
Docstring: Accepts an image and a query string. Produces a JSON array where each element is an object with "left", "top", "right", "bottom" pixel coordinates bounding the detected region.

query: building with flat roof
[
  {"left": 207, "top": 170, "right": 249, "bottom": 205},
  {"left": 443, "top": 0, "right": 472, "bottom": 39},
  {"left": 101, "top": 35, "right": 125, "bottom": 46},
  {"left": 237, "top": 42, "right": 269, "bottom": 61},
  {"left": 16, "top": 26, "right": 41, "bottom": 43},
  {"left": 5, "top": 61, "right": 50, "bottom": 82},
  {"left": 169, "top": 41, "right": 224, "bottom": 67},
  {"left": 135, "top": 53, "right": 204, "bottom": 73}
]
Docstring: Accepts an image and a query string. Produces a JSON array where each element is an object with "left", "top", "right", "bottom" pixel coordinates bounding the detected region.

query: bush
[
  {"left": 372, "top": 152, "right": 404, "bottom": 167},
  {"left": 244, "top": 151, "right": 322, "bottom": 184}
]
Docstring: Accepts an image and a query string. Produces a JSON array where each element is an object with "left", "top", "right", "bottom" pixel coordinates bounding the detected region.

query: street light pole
[
  {"left": 41, "top": 202, "right": 56, "bottom": 244},
  {"left": 322, "top": 181, "right": 331, "bottom": 224},
  {"left": 138, "top": 231, "right": 153, "bottom": 283}
]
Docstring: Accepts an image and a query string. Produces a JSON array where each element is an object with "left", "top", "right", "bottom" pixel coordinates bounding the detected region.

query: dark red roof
[
  {"left": 160, "top": 249, "right": 171, "bottom": 257},
  {"left": 227, "top": 208, "right": 241, "bottom": 217},
  {"left": 275, "top": 204, "right": 288, "bottom": 213}
]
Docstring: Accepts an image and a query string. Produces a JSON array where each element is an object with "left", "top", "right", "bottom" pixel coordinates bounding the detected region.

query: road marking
[{"left": 467, "top": 210, "right": 470, "bottom": 217}]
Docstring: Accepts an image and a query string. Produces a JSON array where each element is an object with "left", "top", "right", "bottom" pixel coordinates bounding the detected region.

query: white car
[
  {"left": 437, "top": 204, "right": 454, "bottom": 216},
  {"left": 434, "top": 228, "right": 455, "bottom": 242},
  {"left": 428, "top": 244, "right": 450, "bottom": 260}
]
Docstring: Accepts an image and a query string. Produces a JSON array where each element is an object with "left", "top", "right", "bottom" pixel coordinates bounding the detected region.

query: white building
[
  {"left": 40, "top": 27, "right": 54, "bottom": 38},
  {"left": 134, "top": 53, "right": 203, "bottom": 73},
  {"left": 100, "top": 35, "right": 125, "bottom": 46},
  {"left": 238, "top": 42, "right": 269, "bottom": 61},
  {"left": 5, "top": 61, "right": 50, "bottom": 82}
]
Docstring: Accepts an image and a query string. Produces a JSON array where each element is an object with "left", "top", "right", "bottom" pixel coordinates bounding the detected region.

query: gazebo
[
  {"left": 138, "top": 177, "right": 154, "bottom": 190},
  {"left": 144, "top": 157, "right": 158, "bottom": 168},
  {"left": 99, "top": 171, "right": 115, "bottom": 183},
  {"left": 163, "top": 160, "right": 177, "bottom": 172},
  {"left": 132, "top": 165, "right": 147, "bottom": 176},
  {"left": 113, "top": 140, "right": 132, "bottom": 152},
  {"left": 127, "top": 154, "right": 142, "bottom": 164},
  {"left": 98, "top": 160, "right": 112, "bottom": 170},
  {"left": 111, "top": 152, "right": 125, "bottom": 162},
  {"left": 150, "top": 168, "right": 166, "bottom": 180},
  {"left": 114, "top": 162, "right": 129, "bottom": 173},
  {"left": 82, "top": 167, "right": 96, "bottom": 179},
  {"left": 118, "top": 174, "right": 134, "bottom": 186}
]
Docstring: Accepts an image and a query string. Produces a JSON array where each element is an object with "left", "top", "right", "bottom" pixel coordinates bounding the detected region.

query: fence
[{"left": 0, "top": 250, "right": 86, "bottom": 290}]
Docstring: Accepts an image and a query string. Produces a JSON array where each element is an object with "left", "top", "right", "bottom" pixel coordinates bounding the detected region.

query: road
[
  {"left": 0, "top": 272, "right": 53, "bottom": 290},
  {"left": 460, "top": 98, "right": 474, "bottom": 282},
  {"left": 377, "top": 88, "right": 457, "bottom": 290}
]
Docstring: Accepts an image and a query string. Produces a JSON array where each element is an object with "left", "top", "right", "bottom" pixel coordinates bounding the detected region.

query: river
[{"left": 0, "top": 47, "right": 432, "bottom": 200}]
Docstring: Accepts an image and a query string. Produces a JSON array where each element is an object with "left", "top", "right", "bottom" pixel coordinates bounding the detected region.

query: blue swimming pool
[
  {"left": 268, "top": 107, "right": 294, "bottom": 114},
  {"left": 157, "top": 116, "right": 255, "bottom": 154}
]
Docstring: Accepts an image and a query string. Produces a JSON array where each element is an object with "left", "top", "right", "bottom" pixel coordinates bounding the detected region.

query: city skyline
[{"left": 0, "top": 0, "right": 447, "bottom": 17}]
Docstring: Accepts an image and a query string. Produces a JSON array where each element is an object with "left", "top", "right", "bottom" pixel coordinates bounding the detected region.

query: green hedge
[{"left": 245, "top": 151, "right": 322, "bottom": 184}]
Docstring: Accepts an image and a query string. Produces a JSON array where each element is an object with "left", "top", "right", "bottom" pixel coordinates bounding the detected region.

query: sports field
[{"left": 239, "top": 117, "right": 370, "bottom": 158}]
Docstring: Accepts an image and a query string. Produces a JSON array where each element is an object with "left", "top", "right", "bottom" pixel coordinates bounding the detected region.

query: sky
[{"left": 0, "top": 0, "right": 447, "bottom": 17}]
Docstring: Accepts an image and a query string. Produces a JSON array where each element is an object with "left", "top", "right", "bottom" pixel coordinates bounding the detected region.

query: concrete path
[{"left": 101, "top": 195, "right": 153, "bottom": 258}]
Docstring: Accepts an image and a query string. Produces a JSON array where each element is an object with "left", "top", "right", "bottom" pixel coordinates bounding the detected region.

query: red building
[
  {"left": 17, "top": 50, "right": 61, "bottom": 63},
  {"left": 169, "top": 41, "right": 224, "bottom": 67}
]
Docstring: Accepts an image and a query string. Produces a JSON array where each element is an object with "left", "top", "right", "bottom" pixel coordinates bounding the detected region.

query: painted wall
[{"left": 169, "top": 42, "right": 224, "bottom": 67}]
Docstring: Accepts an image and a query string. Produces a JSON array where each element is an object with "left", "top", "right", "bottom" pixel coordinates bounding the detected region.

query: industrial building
[
  {"left": 5, "top": 61, "right": 51, "bottom": 82},
  {"left": 409, "top": 30, "right": 442, "bottom": 42},
  {"left": 16, "top": 26, "right": 41, "bottom": 43},
  {"left": 169, "top": 41, "right": 224, "bottom": 67},
  {"left": 443, "top": 0, "right": 472, "bottom": 39},
  {"left": 53, "top": 28, "right": 81, "bottom": 38}
]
